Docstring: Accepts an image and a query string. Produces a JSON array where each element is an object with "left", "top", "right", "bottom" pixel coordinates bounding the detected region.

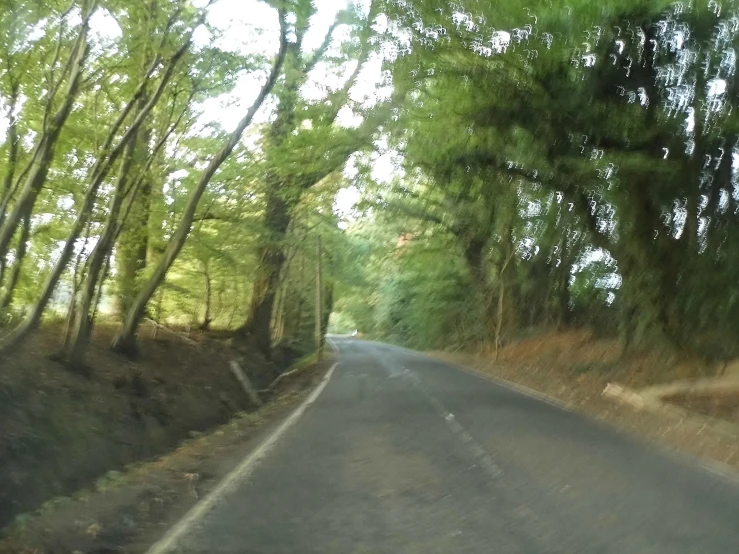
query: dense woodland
[{"left": 1, "top": 0, "right": 738, "bottom": 368}]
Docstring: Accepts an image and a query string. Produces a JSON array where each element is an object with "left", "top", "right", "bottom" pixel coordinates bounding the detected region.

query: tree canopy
[
  {"left": 1, "top": 0, "right": 738, "bottom": 368},
  {"left": 331, "top": 0, "right": 739, "bottom": 362}
]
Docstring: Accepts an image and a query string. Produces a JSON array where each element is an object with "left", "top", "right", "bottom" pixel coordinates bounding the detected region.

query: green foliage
[
  {"left": 3, "top": 0, "right": 739, "bottom": 368},
  {"left": 328, "top": 0, "right": 739, "bottom": 361}
]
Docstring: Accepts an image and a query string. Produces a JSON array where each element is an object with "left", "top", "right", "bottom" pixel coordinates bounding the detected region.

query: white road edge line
[{"left": 145, "top": 362, "right": 338, "bottom": 554}]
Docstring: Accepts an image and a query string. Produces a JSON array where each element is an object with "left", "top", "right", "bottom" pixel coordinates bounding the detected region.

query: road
[{"left": 162, "top": 338, "right": 739, "bottom": 553}]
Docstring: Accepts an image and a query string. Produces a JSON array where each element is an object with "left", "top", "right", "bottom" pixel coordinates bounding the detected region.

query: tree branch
[{"left": 303, "top": 17, "right": 342, "bottom": 74}]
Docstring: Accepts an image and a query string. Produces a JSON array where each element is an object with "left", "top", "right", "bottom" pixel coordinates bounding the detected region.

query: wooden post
[
  {"left": 315, "top": 235, "right": 323, "bottom": 361},
  {"left": 229, "top": 360, "right": 263, "bottom": 407}
]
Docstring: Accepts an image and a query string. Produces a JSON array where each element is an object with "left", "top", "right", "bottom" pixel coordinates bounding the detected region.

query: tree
[
  {"left": 330, "top": 0, "right": 739, "bottom": 361},
  {"left": 239, "top": 1, "right": 395, "bottom": 357},
  {"left": 110, "top": 3, "right": 290, "bottom": 356},
  {"left": 0, "top": 0, "right": 213, "bottom": 356}
]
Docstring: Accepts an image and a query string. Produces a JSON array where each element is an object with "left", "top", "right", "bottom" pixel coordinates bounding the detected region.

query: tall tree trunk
[
  {"left": 89, "top": 252, "right": 111, "bottom": 328},
  {"left": 288, "top": 256, "right": 306, "bottom": 343},
  {"left": 61, "top": 229, "right": 91, "bottom": 349},
  {"left": 270, "top": 280, "right": 286, "bottom": 344},
  {"left": 321, "top": 284, "right": 334, "bottom": 341},
  {"left": 0, "top": 82, "right": 21, "bottom": 227},
  {"left": 556, "top": 229, "right": 571, "bottom": 327},
  {"left": 292, "top": 294, "right": 305, "bottom": 344},
  {"left": 63, "top": 127, "right": 140, "bottom": 368},
  {"left": 237, "top": 8, "right": 378, "bottom": 356},
  {"left": 236, "top": 23, "right": 324, "bottom": 357},
  {"left": 0, "top": 29, "right": 193, "bottom": 356},
  {"left": 200, "top": 263, "right": 212, "bottom": 331},
  {"left": 461, "top": 236, "right": 496, "bottom": 336},
  {"left": 493, "top": 224, "right": 514, "bottom": 360},
  {"left": 616, "top": 179, "right": 677, "bottom": 349},
  {"left": 0, "top": 4, "right": 95, "bottom": 261},
  {"left": 242, "top": 187, "right": 292, "bottom": 357},
  {"left": 115, "top": 96, "right": 189, "bottom": 318},
  {"left": 116, "top": 131, "right": 152, "bottom": 318},
  {"left": 112, "top": 15, "right": 288, "bottom": 356},
  {"left": 0, "top": 213, "right": 30, "bottom": 312},
  {"left": 314, "top": 234, "right": 323, "bottom": 359},
  {"left": 226, "top": 275, "right": 241, "bottom": 329}
]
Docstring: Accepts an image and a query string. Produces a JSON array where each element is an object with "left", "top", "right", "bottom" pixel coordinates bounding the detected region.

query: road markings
[
  {"left": 380, "top": 358, "right": 505, "bottom": 480},
  {"left": 145, "top": 363, "right": 338, "bottom": 554},
  {"left": 338, "top": 340, "right": 562, "bottom": 544},
  {"left": 368, "top": 340, "right": 739, "bottom": 487},
  {"left": 393, "top": 361, "right": 562, "bottom": 544}
]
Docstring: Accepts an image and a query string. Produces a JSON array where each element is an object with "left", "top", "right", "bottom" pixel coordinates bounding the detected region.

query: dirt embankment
[
  {"left": 0, "top": 322, "right": 294, "bottom": 533},
  {"left": 432, "top": 328, "right": 739, "bottom": 472},
  {"left": 0, "top": 354, "right": 330, "bottom": 554},
  {"left": 664, "top": 390, "right": 739, "bottom": 424}
]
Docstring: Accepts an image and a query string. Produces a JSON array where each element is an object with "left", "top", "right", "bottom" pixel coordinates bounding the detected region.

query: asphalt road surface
[{"left": 165, "top": 338, "right": 739, "bottom": 553}]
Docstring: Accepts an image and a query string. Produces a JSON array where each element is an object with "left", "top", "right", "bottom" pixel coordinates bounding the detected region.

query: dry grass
[
  {"left": 665, "top": 390, "right": 739, "bottom": 423},
  {"left": 431, "top": 328, "right": 739, "bottom": 473},
  {"left": 490, "top": 328, "right": 717, "bottom": 388}
]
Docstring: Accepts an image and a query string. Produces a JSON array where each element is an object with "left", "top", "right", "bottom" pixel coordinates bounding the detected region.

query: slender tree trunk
[
  {"left": 63, "top": 128, "right": 140, "bottom": 367},
  {"left": 293, "top": 295, "right": 305, "bottom": 343},
  {"left": 200, "top": 263, "right": 212, "bottom": 331},
  {"left": 321, "top": 284, "right": 333, "bottom": 340},
  {"left": 314, "top": 235, "right": 323, "bottom": 359},
  {"left": 557, "top": 230, "right": 571, "bottom": 327},
  {"left": 494, "top": 277, "right": 506, "bottom": 359},
  {"left": 289, "top": 256, "right": 306, "bottom": 343},
  {"left": 461, "top": 236, "right": 496, "bottom": 336},
  {"left": 267, "top": 227, "right": 303, "bottom": 345},
  {"left": 90, "top": 252, "right": 111, "bottom": 328},
  {"left": 61, "top": 230, "right": 91, "bottom": 349},
  {"left": 0, "top": 31, "right": 192, "bottom": 356},
  {"left": 274, "top": 292, "right": 286, "bottom": 344},
  {"left": 684, "top": 157, "right": 700, "bottom": 256},
  {"left": 226, "top": 275, "right": 240, "bottom": 329},
  {"left": 494, "top": 225, "right": 514, "bottom": 360},
  {"left": 112, "top": 17, "right": 288, "bottom": 356},
  {"left": 116, "top": 130, "right": 152, "bottom": 318},
  {"left": 150, "top": 288, "right": 165, "bottom": 341},
  {"left": 0, "top": 83, "right": 20, "bottom": 227},
  {"left": 0, "top": 213, "right": 30, "bottom": 311},
  {"left": 270, "top": 279, "right": 285, "bottom": 343},
  {"left": 0, "top": 5, "right": 95, "bottom": 261}
]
